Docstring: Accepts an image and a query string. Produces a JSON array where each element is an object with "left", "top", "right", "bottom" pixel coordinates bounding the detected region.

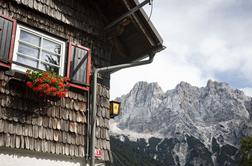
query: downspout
[
  {"left": 90, "top": 54, "right": 155, "bottom": 166},
  {"left": 85, "top": 90, "right": 90, "bottom": 160}
]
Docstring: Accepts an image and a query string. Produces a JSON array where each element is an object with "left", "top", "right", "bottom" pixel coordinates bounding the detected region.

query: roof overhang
[{"left": 96, "top": 0, "right": 165, "bottom": 65}]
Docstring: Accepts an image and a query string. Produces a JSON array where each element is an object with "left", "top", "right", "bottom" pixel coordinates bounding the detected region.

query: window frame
[
  {"left": 12, "top": 24, "right": 66, "bottom": 76},
  {"left": 0, "top": 15, "right": 16, "bottom": 68},
  {"left": 67, "top": 42, "right": 91, "bottom": 91}
]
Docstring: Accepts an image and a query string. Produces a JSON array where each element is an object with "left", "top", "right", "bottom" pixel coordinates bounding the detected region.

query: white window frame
[{"left": 12, "top": 24, "right": 66, "bottom": 76}]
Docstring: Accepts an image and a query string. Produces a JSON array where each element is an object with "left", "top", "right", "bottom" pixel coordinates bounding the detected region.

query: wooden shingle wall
[
  {"left": 0, "top": 0, "right": 111, "bottom": 68},
  {"left": 96, "top": 84, "right": 111, "bottom": 161},
  {"left": 0, "top": 71, "right": 87, "bottom": 157},
  {"left": 0, "top": 0, "right": 112, "bottom": 162},
  {"left": 0, "top": 72, "right": 111, "bottom": 161}
]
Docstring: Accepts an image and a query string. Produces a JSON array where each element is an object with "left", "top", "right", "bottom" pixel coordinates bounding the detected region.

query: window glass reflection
[
  {"left": 41, "top": 51, "right": 60, "bottom": 66},
  {"left": 18, "top": 43, "right": 39, "bottom": 59},
  {"left": 43, "top": 39, "right": 61, "bottom": 54},
  {"left": 20, "top": 30, "right": 40, "bottom": 46},
  {"left": 17, "top": 55, "right": 38, "bottom": 68},
  {"left": 39, "top": 63, "right": 59, "bottom": 73}
]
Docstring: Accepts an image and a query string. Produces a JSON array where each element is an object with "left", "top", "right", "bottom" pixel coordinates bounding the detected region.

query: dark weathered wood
[
  {"left": 0, "top": 0, "right": 112, "bottom": 161},
  {"left": 0, "top": 16, "right": 13, "bottom": 60}
]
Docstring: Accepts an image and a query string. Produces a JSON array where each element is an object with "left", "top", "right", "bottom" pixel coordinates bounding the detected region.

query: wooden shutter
[
  {"left": 0, "top": 15, "right": 16, "bottom": 68},
  {"left": 67, "top": 43, "right": 91, "bottom": 91}
]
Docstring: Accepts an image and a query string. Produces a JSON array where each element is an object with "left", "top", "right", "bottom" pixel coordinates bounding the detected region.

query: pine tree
[{"left": 240, "top": 136, "right": 252, "bottom": 166}]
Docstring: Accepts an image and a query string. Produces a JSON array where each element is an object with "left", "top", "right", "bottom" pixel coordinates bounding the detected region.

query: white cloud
[
  {"left": 110, "top": 51, "right": 212, "bottom": 99},
  {"left": 110, "top": 0, "right": 252, "bottom": 98},
  {"left": 241, "top": 88, "right": 252, "bottom": 97}
]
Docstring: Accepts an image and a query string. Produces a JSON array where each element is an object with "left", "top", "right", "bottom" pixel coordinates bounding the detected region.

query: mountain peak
[
  {"left": 111, "top": 80, "right": 252, "bottom": 166},
  {"left": 114, "top": 80, "right": 251, "bottom": 146},
  {"left": 129, "top": 81, "right": 163, "bottom": 99},
  {"left": 131, "top": 81, "right": 163, "bottom": 92},
  {"left": 207, "top": 79, "right": 230, "bottom": 89}
]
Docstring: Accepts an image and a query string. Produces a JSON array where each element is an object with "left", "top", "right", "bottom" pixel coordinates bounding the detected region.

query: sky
[{"left": 110, "top": 0, "right": 252, "bottom": 99}]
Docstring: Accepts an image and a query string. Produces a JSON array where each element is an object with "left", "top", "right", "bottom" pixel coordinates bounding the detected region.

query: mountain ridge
[{"left": 109, "top": 80, "right": 252, "bottom": 166}]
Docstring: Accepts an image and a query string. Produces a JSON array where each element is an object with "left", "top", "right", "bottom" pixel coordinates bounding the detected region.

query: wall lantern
[{"left": 109, "top": 101, "right": 121, "bottom": 118}]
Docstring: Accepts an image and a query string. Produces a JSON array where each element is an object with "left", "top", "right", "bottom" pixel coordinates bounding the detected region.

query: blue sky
[{"left": 110, "top": 0, "right": 252, "bottom": 99}]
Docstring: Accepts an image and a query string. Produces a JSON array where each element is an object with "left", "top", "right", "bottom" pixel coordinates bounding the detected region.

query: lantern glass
[{"left": 110, "top": 101, "right": 121, "bottom": 118}]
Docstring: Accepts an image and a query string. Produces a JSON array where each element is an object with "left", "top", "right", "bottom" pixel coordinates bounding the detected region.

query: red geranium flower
[
  {"left": 58, "top": 82, "right": 64, "bottom": 88},
  {"left": 26, "top": 82, "right": 33, "bottom": 88},
  {"left": 51, "top": 78, "right": 57, "bottom": 85},
  {"left": 26, "top": 70, "right": 68, "bottom": 98}
]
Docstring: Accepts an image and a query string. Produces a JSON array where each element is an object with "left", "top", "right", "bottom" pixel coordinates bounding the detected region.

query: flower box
[{"left": 25, "top": 70, "right": 68, "bottom": 98}]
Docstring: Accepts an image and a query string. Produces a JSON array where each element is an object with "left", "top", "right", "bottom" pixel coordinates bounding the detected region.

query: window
[
  {"left": 67, "top": 43, "right": 91, "bottom": 91},
  {"left": 12, "top": 25, "right": 65, "bottom": 75},
  {"left": 0, "top": 16, "right": 91, "bottom": 92},
  {"left": 0, "top": 15, "right": 16, "bottom": 68}
]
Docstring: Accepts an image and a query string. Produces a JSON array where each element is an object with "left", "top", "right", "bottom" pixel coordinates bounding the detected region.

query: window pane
[
  {"left": 39, "top": 63, "right": 59, "bottom": 74},
  {"left": 17, "top": 55, "right": 38, "bottom": 68},
  {"left": 43, "top": 39, "right": 61, "bottom": 54},
  {"left": 20, "top": 30, "right": 40, "bottom": 46},
  {"left": 18, "top": 43, "right": 39, "bottom": 59},
  {"left": 41, "top": 51, "right": 60, "bottom": 66}
]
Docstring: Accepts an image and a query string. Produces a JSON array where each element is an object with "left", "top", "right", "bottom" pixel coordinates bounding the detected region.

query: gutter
[{"left": 89, "top": 54, "right": 155, "bottom": 166}]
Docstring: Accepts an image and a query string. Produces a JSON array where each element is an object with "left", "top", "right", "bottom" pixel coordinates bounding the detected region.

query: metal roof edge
[{"left": 133, "top": 0, "right": 164, "bottom": 46}]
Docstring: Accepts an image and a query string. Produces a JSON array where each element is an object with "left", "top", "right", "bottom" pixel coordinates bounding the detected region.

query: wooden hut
[{"left": 0, "top": 0, "right": 163, "bottom": 165}]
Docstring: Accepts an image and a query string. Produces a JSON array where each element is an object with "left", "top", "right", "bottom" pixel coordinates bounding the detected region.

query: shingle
[
  {"left": 72, "top": 110, "right": 76, "bottom": 121},
  {"left": 105, "top": 130, "right": 110, "bottom": 141},
  {"left": 104, "top": 150, "right": 109, "bottom": 161},
  {"left": 42, "top": 116, "right": 49, "bottom": 127},
  {"left": 77, "top": 93, "right": 85, "bottom": 102},
  {"left": 73, "top": 101, "right": 79, "bottom": 111},
  {"left": 68, "top": 133, "right": 76, "bottom": 144},
  {"left": 99, "top": 117, "right": 104, "bottom": 127},
  {"left": 28, "top": 125, "right": 33, "bottom": 137},
  {"left": 20, "top": 135, "right": 24, "bottom": 148},
  {"left": 70, "top": 144, "right": 75, "bottom": 156},
  {"left": 50, "top": 142, "right": 56, "bottom": 154},
  {"left": 104, "top": 119, "right": 109, "bottom": 129},
  {"left": 97, "top": 107, "right": 102, "bottom": 117},
  {"left": 0, "top": 119, "right": 3, "bottom": 132},
  {"left": 61, "top": 97, "right": 66, "bottom": 108},
  {"left": 56, "top": 119, "right": 61, "bottom": 130},
  {"left": 102, "top": 107, "right": 106, "bottom": 118},
  {"left": 100, "top": 149, "right": 105, "bottom": 161},
  {"left": 53, "top": 130, "right": 60, "bottom": 141},
  {"left": 69, "top": 122, "right": 77, "bottom": 133},
  {"left": 38, "top": 126, "right": 43, "bottom": 139},
  {"left": 56, "top": 143, "right": 62, "bottom": 155},
  {"left": 16, "top": 123, "right": 23, "bottom": 135},
  {"left": 96, "top": 127, "right": 100, "bottom": 138},
  {"left": 24, "top": 136, "right": 29, "bottom": 149},
  {"left": 35, "top": 139, "right": 41, "bottom": 152},
  {"left": 29, "top": 137, "right": 34, "bottom": 150},
  {"left": 33, "top": 125, "right": 39, "bottom": 138},
  {"left": 79, "top": 102, "right": 86, "bottom": 112},
  {"left": 77, "top": 123, "right": 85, "bottom": 135},
  {"left": 52, "top": 118, "right": 57, "bottom": 129},
  {"left": 74, "top": 145, "right": 79, "bottom": 156},
  {"left": 65, "top": 98, "right": 71, "bottom": 109},
  {"left": 78, "top": 146, "right": 84, "bottom": 157}
]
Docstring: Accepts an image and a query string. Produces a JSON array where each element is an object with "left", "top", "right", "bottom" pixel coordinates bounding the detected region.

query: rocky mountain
[{"left": 109, "top": 80, "right": 252, "bottom": 166}]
